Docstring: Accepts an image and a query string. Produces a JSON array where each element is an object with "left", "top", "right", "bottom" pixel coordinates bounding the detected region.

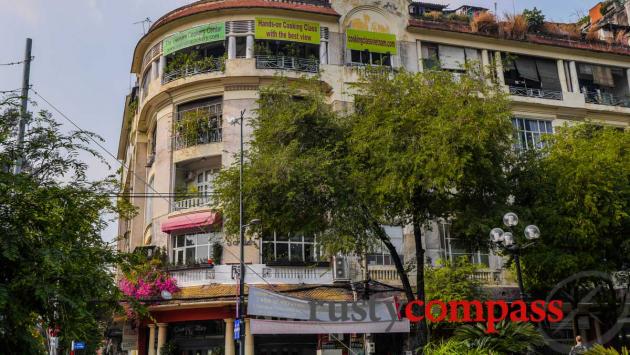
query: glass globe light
[
  {"left": 490, "top": 228, "right": 505, "bottom": 243},
  {"left": 524, "top": 225, "right": 541, "bottom": 240},
  {"left": 503, "top": 212, "right": 519, "bottom": 227},
  {"left": 503, "top": 232, "right": 515, "bottom": 246}
]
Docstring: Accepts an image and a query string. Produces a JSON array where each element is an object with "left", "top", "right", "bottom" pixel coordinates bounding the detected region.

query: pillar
[
  {"left": 156, "top": 323, "right": 168, "bottom": 355},
  {"left": 228, "top": 35, "right": 236, "bottom": 60},
  {"left": 481, "top": 49, "right": 491, "bottom": 83},
  {"left": 158, "top": 56, "right": 166, "bottom": 83},
  {"left": 225, "top": 319, "right": 235, "bottom": 355},
  {"left": 626, "top": 68, "right": 630, "bottom": 93},
  {"left": 495, "top": 51, "right": 505, "bottom": 86},
  {"left": 557, "top": 59, "right": 569, "bottom": 93},
  {"left": 569, "top": 61, "right": 580, "bottom": 93},
  {"left": 147, "top": 324, "right": 156, "bottom": 355},
  {"left": 245, "top": 35, "right": 255, "bottom": 59},
  {"left": 245, "top": 319, "right": 254, "bottom": 355},
  {"left": 416, "top": 40, "right": 424, "bottom": 72},
  {"left": 319, "top": 41, "right": 328, "bottom": 65}
]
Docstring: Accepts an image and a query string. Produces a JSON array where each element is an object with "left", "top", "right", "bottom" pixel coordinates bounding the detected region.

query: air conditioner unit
[
  {"left": 333, "top": 256, "right": 350, "bottom": 282},
  {"left": 366, "top": 342, "right": 376, "bottom": 354}
]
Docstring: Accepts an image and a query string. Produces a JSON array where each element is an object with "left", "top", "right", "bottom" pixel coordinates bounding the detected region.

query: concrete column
[
  {"left": 569, "top": 61, "right": 580, "bottom": 93},
  {"left": 495, "top": 51, "right": 505, "bottom": 85},
  {"left": 245, "top": 35, "right": 255, "bottom": 59},
  {"left": 416, "top": 40, "right": 424, "bottom": 72},
  {"left": 481, "top": 49, "right": 491, "bottom": 83},
  {"left": 319, "top": 41, "right": 328, "bottom": 65},
  {"left": 626, "top": 68, "right": 630, "bottom": 93},
  {"left": 158, "top": 56, "right": 166, "bottom": 83},
  {"left": 228, "top": 35, "right": 236, "bottom": 59},
  {"left": 147, "top": 324, "right": 156, "bottom": 355},
  {"left": 225, "top": 319, "right": 235, "bottom": 355},
  {"left": 156, "top": 323, "right": 168, "bottom": 355},
  {"left": 245, "top": 319, "right": 254, "bottom": 355},
  {"left": 557, "top": 59, "right": 569, "bottom": 93}
]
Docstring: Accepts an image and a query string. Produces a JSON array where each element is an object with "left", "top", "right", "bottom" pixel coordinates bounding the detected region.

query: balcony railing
[
  {"left": 509, "top": 86, "right": 563, "bottom": 101},
  {"left": 172, "top": 103, "right": 223, "bottom": 150},
  {"left": 173, "top": 194, "right": 213, "bottom": 211},
  {"left": 583, "top": 90, "right": 630, "bottom": 108},
  {"left": 256, "top": 55, "right": 319, "bottom": 73},
  {"left": 162, "top": 57, "right": 225, "bottom": 84}
]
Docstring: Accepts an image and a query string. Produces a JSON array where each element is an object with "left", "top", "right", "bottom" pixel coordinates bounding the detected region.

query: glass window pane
[
  {"left": 177, "top": 250, "right": 184, "bottom": 265},
  {"left": 289, "top": 235, "right": 302, "bottom": 242},
  {"left": 186, "top": 235, "right": 196, "bottom": 246},
  {"left": 546, "top": 121, "right": 553, "bottom": 133},
  {"left": 384, "top": 254, "right": 391, "bottom": 265},
  {"left": 172, "top": 236, "right": 177, "bottom": 248},
  {"left": 262, "top": 242, "right": 274, "bottom": 263},
  {"left": 276, "top": 233, "right": 289, "bottom": 241},
  {"left": 197, "top": 234, "right": 210, "bottom": 245},
  {"left": 290, "top": 243, "right": 303, "bottom": 261},
  {"left": 196, "top": 245, "right": 209, "bottom": 262},
  {"left": 525, "top": 132, "right": 533, "bottom": 148},
  {"left": 276, "top": 243, "right": 289, "bottom": 262},
  {"left": 304, "top": 244, "right": 314, "bottom": 262},
  {"left": 367, "top": 255, "right": 378, "bottom": 265},
  {"left": 177, "top": 235, "right": 184, "bottom": 248},
  {"left": 185, "top": 247, "right": 195, "bottom": 263},
  {"left": 524, "top": 119, "right": 531, "bottom": 131},
  {"left": 303, "top": 235, "right": 314, "bottom": 243},
  {"left": 351, "top": 50, "right": 361, "bottom": 63}
]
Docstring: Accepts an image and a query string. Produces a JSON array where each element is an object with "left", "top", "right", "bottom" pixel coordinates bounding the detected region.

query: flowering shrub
[{"left": 118, "top": 269, "right": 179, "bottom": 300}]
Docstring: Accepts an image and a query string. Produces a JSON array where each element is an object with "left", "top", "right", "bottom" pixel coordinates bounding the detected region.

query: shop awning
[
  {"left": 160, "top": 211, "right": 221, "bottom": 234},
  {"left": 250, "top": 319, "right": 410, "bottom": 334}
]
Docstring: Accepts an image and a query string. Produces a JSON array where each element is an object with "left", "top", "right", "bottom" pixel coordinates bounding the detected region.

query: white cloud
[{"left": 0, "top": 0, "right": 40, "bottom": 25}]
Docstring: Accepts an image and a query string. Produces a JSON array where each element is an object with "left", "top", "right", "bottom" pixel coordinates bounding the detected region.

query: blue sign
[
  {"left": 74, "top": 341, "right": 86, "bottom": 350},
  {"left": 233, "top": 319, "right": 240, "bottom": 340}
]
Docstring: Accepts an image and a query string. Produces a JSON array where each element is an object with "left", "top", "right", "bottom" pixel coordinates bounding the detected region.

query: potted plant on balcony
[{"left": 212, "top": 242, "right": 223, "bottom": 265}]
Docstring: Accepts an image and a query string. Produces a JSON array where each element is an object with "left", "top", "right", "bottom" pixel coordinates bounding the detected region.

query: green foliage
[
  {"left": 165, "top": 50, "right": 224, "bottom": 76},
  {"left": 453, "top": 320, "right": 545, "bottom": 354},
  {"left": 512, "top": 125, "right": 630, "bottom": 294},
  {"left": 423, "top": 339, "right": 498, "bottom": 354},
  {"left": 127, "top": 98, "right": 138, "bottom": 119},
  {"left": 587, "top": 345, "right": 630, "bottom": 355},
  {"left": 425, "top": 258, "right": 486, "bottom": 330},
  {"left": 0, "top": 96, "right": 125, "bottom": 353},
  {"left": 523, "top": 7, "right": 545, "bottom": 31}
]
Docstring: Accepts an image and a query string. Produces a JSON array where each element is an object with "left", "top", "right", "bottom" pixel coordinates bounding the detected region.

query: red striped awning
[{"left": 160, "top": 212, "right": 221, "bottom": 234}]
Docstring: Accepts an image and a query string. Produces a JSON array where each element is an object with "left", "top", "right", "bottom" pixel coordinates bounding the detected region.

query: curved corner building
[{"left": 115, "top": 0, "right": 630, "bottom": 354}]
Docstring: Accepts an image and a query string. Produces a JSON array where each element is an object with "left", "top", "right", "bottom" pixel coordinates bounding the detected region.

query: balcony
[
  {"left": 255, "top": 55, "right": 319, "bottom": 73},
  {"left": 167, "top": 264, "right": 333, "bottom": 287},
  {"left": 162, "top": 57, "right": 225, "bottom": 84},
  {"left": 509, "top": 86, "right": 563, "bottom": 101},
  {"left": 172, "top": 103, "right": 222, "bottom": 151},
  {"left": 173, "top": 194, "right": 213, "bottom": 211},
  {"left": 583, "top": 90, "right": 630, "bottom": 108}
]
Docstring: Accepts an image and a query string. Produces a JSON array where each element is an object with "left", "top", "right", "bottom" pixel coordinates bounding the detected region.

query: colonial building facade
[{"left": 115, "top": 0, "right": 630, "bottom": 354}]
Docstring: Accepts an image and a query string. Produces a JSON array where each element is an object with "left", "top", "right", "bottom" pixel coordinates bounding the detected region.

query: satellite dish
[{"left": 161, "top": 290, "right": 173, "bottom": 300}]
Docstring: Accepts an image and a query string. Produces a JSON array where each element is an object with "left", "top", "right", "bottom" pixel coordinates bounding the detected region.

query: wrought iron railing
[
  {"left": 509, "top": 86, "right": 563, "bottom": 100},
  {"left": 583, "top": 90, "right": 630, "bottom": 108},
  {"left": 172, "top": 104, "right": 223, "bottom": 150},
  {"left": 256, "top": 55, "right": 319, "bottom": 73},
  {"left": 162, "top": 57, "right": 225, "bottom": 84}
]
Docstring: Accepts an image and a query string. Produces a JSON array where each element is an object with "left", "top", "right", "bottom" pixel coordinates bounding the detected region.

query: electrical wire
[
  {"left": 31, "top": 88, "right": 361, "bottom": 353},
  {"left": 0, "top": 57, "right": 34, "bottom": 66}
]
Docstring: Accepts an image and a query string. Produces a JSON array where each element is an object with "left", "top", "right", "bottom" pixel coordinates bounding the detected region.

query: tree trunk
[
  {"left": 371, "top": 221, "right": 415, "bottom": 303},
  {"left": 412, "top": 214, "right": 429, "bottom": 347}
]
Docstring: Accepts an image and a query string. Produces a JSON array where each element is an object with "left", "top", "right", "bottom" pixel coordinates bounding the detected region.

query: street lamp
[{"left": 490, "top": 212, "right": 540, "bottom": 300}]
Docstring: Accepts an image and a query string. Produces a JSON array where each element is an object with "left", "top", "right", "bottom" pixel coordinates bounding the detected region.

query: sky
[{"left": 0, "top": 0, "right": 598, "bottom": 243}]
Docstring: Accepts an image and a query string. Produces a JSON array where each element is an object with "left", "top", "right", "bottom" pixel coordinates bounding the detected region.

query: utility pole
[
  {"left": 237, "top": 109, "right": 246, "bottom": 355},
  {"left": 15, "top": 38, "right": 32, "bottom": 174}
]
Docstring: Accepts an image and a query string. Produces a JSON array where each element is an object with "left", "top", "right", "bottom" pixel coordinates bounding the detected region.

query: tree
[
  {"left": 348, "top": 67, "right": 514, "bottom": 344},
  {"left": 511, "top": 124, "right": 630, "bottom": 340},
  {"left": 0, "top": 95, "right": 125, "bottom": 353},
  {"left": 453, "top": 320, "right": 545, "bottom": 354},
  {"left": 523, "top": 7, "right": 545, "bottom": 32}
]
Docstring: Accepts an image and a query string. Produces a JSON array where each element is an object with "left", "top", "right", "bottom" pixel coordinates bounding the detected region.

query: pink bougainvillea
[{"left": 118, "top": 269, "right": 180, "bottom": 301}]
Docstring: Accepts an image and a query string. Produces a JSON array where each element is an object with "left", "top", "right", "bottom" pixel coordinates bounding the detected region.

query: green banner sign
[
  {"left": 346, "top": 29, "right": 397, "bottom": 54},
  {"left": 255, "top": 17, "right": 320, "bottom": 45},
  {"left": 163, "top": 23, "right": 226, "bottom": 56}
]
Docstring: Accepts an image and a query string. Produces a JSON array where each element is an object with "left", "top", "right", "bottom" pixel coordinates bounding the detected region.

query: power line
[
  {"left": 30, "top": 88, "right": 359, "bottom": 353},
  {"left": 0, "top": 56, "right": 34, "bottom": 66}
]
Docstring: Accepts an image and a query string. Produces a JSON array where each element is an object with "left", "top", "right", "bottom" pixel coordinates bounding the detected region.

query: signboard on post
[
  {"left": 346, "top": 29, "right": 397, "bottom": 54},
  {"left": 234, "top": 319, "right": 241, "bottom": 340},
  {"left": 73, "top": 341, "right": 86, "bottom": 350},
  {"left": 255, "top": 17, "right": 320, "bottom": 44},
  {"left": 163, "top": 23, "right": 226, "bottom": 56},
  {"left": 121, "top": 323, "right": 138, "bottom": 351}
]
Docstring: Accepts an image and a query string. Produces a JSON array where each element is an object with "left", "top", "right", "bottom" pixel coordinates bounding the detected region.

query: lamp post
[
  {"left": 490, "top": 212, "right": 541, "bottom": 300},
  {"left": 234, "top": 109, "right": 261, "bottom": 355}
]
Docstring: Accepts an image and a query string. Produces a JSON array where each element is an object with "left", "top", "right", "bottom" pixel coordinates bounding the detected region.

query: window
[
  {"left": 367, "top": 226, "right": 403, "bottom": 266},
  {"left": 421, "top": 43, "right": 480, "bottom": 72},
  {"left": 512, "top": 118, "right": 553, "bottom": 150},
  {"left": 174, "top": 97, "right": 223, "bottom": 149},
  {"left": 261, "top": 233, "right": 321, "bottom": 264},
  {"left": 196, "top": 169, "right": 219, "bottom": 196},
  {"left": 171, "top": 232, "right": 221, "bottom": 265},
  {"left": 438, "top": 222, "right": 489, "bottom": 266},
  {"left": 145, "top": 176, "right": 154, "bottom": 226},
  {"left": 350, "top": 50, "right": 392, "bottom": 66}
]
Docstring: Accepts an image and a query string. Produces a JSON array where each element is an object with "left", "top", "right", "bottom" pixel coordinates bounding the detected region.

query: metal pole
[
  {"left": 238, "top": 110, "right": 246, "bottom": 355},
  {"left": 513, "top": 252, "right": 526, "bottom": 300},
  {"left": 15, "top": 38, "right": 32, "bottom": 174}
]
